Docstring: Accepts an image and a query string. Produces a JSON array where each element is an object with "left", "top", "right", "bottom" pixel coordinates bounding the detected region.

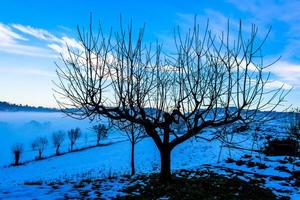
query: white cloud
[
  {"left": 1, "top": 21, "right": 298, "bottom": 90},
  {"left": 12, "top": 24, "right": 83, "bottom": 56},
  {"left": 0, "top": 66, "right": 55, "bottom": 78},
  {"left": 0, "top": 23, "right": 27, "bottom": 44},
  {"left": 60, "top": 36, "right": 82, "bottom": 49},
  {"left": 0, "top": 42, "right": 54, "bottom": 58},
  {"left": 47, "top": 36, "right": 83, "bottom": 58},
  {"left": 0, "top": 22, "right": 83, "bottom": 59},
  {"left": 11, "top": 24, "right": 83, "bottom": 55},
  {"left": 176, "top": 9, "right": 269, "bottom": 44},
  {"left": 265, "top": 80, "right": 292, "bottom": 90},
  {"left": 12, "top": 24, "right": 60, "bottom": 42},
  {"left": 227, "top": 0, "right": 300, "bottom": 23},
  {"left": 227, "top": 0, "right": 300, "bottom": 61},
  {"left": 0, "top": 23, "right": 55, "bottom": 58},
  {"left": 12, "top": 23, "right": 83, "bottom": 55},
  {"left": 173, "top": 9, "right": 298, "bottom": 91},
  {"left": 266, "top": 61, "right": 300, "bottom": 86}
]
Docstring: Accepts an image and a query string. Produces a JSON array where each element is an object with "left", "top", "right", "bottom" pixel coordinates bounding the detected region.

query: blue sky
[{"left": 0, "top": 0, "right": 299, "bottom": 108}]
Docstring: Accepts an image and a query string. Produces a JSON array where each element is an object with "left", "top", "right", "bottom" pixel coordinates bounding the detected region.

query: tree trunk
[
  {"left": 38, "top": 150, "right": 42, "bottom": 160},
  {"left": 14, "top": 152, "right": 20, "bottom": 165},
  {"left": 131, "top": 141, "right": 135, "bottom": 176},
  {"left": 70, "top": 143, "right": 73, "bottom": 151},
  {"left": 56, "top": 145, "right": 60, "bottom": 155},
  {"left": 159, "top": 147, "right": 171, "bottom": 183}
]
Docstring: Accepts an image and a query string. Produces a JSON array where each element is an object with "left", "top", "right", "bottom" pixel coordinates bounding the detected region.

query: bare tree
[
  {"left": 32, "top": 136, "right": 48, "bottom": 160},
  {"left": 92, "top": 124, "right": 108, "bottom": 145},
  {"left": 12, "top": 143, "right": 24, "bottom": 165},
  {"left": 54, "top": 18, "right": 288, "bottom": 182},
  {"left": 68, "top": 128, "right": 81, "bottom": 151},
  {"left": 110, "top": 119, "right": 145, "bottom": 175},
  {"left": 52, "top": 131, "right": 65, "bottom": 155}
]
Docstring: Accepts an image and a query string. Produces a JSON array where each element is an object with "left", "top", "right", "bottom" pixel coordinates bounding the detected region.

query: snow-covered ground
[{"left": 0, "top": 111, "right": 299, "bottom": 199}]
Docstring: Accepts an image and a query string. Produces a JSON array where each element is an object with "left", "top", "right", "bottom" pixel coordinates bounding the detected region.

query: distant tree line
[
  {"left": 11, "top": 123, "right": 110, "bottom": 166},
  {"left": 0, "top": 101, "right": 58, "bottom": 112}
]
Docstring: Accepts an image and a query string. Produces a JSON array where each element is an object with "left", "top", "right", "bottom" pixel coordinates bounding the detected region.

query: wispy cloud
[
  {"left": 0, "top": 23, "right": 54, "bottom": 57},
  {"left": 0, "top": 23, "right": 27, "bottom": 43},
  {"left": 226, "top": 0, "right": 300, "bottom": 89},
  {"left": 266, "top": 61, "right": 300, "bottom": 87},
  {"left": 12, "top": 24, "right": 60, "bottom": 43},
  {"left": 0, "top": 23, "right": 82, "bottom": 58},
  {"left": 175, "top": 9, "right": 269, "bottom": 41},
  {"left": 227, "top": 0, "right": 300, "bottom": 23},
  {"left": 47, "top": 36, "right": 83, "bottom": 58},
  {"left": 0, "top": 19, "right": 298, "bottom": 92},
  {"left": 265, "top": 80, "right": 292, "bottom": 90},
  {"left": 227, "top": 0, "right": 300, "bottom": 61},
  {"left": 12, "top": 24, "right": 83, "bottom": 54},
  {"left": 174, "top": 5, "right": 300, "bottom": 90},
  {"left": 0, "top": 66, "right": 55, "bottom": 78}
]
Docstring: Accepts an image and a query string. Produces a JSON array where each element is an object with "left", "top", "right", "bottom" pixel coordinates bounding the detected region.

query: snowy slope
[{"left": 0, "top": 111, "right": 299, "bottom": 199}]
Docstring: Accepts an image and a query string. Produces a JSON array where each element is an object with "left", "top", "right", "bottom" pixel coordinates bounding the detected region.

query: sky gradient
[{"left": 0, "top": 0, "right": 299, "bottom": 108}]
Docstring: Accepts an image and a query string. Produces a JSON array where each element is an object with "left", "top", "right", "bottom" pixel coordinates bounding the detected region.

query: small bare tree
[
  {"left": 52, "top": 131, "right": 65, "bottom": 155},
  {"left": 55, "top": 18, "right": 289, "bottom": 182},
  {"left": 31, "top": 136, "right": 48, "bottom": 160},
  {"left": 110, "top": 119, "right": 145, "bottom": 175},
  {"left": 12, "top": 143, "right": 24, "bottom": 165},
  {"left": 68, "top": 128, "right": 81, "bottom": 151},
  {"left": 92, "top": 124, "right": 108, "bottom": 145}
]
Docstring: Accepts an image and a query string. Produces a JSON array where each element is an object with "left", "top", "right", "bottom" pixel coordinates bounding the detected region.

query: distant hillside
[{"left": 0, "top": 101, "right": 59, "bottom": 112}]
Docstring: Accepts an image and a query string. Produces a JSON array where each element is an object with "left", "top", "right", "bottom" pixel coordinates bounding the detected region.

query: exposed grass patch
[
  {"left": 264, "top": 138, "right": 299, "bottom": 156},
  {"left": 275, "top": 166, "right": 291, "bottom": 173},
  {"left": 117, "top": 170, "right": 277, "bottom": 200},
  {"left": 226, "top": 157, "right": 268, "bottom": 169},
  {"left": 24, "top": 181, "right": 43, "bottom": 186}
]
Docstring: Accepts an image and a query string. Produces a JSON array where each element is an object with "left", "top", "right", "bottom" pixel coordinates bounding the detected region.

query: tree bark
[
  {"left": 38, "top": 150, "right": 42, "bottom": 160},
  {"left": 131, "top": 141, "right": 135, "bottom": 176},
  {"left": 159, "top": 147, "right": 171, "bottom": 183},
  {"left": 14, "top": 152, "right": 20, "bottom": 165},
  {"left": 56, "top": 145, "right": 60, "bottom": 155}
]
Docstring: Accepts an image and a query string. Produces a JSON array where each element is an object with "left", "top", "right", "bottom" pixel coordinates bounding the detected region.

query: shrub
[
  {"left": 92, "top": 124, "right": 108, "bottom": 145},
  {"left": 264, "top": 138, "right": 299, "bottom": 156},
  {"left": 52, "top": 131, "right": 65, "bottom": 155},
  {"left": 12, "top": 143, "right": 24, "bottom": 165},
  {"left": 68, "top": 128, "right": 81, "bottom": 151},
  {"left": 31, "top": 136, "right": 48, "bottom": 159}
]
